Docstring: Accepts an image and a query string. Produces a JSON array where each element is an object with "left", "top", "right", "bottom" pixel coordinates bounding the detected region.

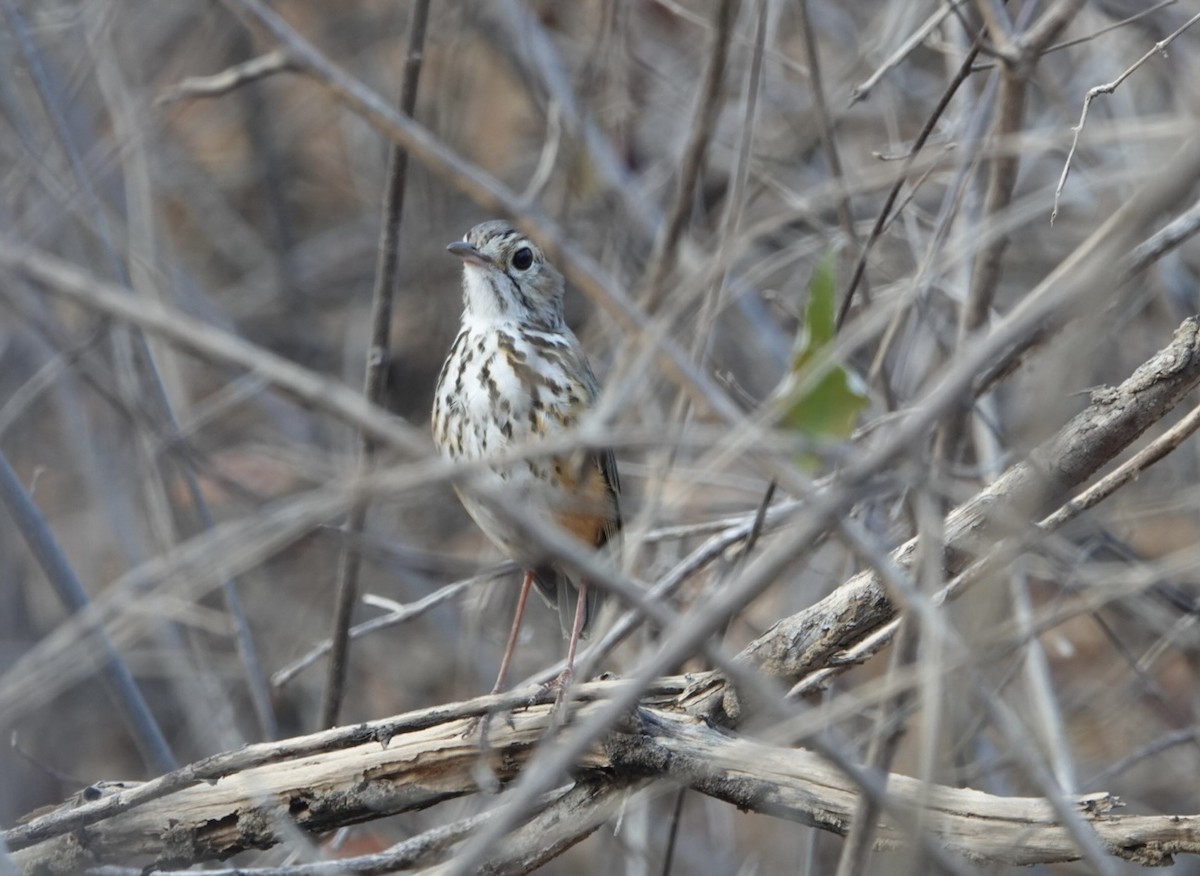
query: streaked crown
[{"left": 447, "top": 220, "right": 566, "bottom": 329}]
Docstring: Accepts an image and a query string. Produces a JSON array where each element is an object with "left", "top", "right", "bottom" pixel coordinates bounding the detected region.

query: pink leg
[
  {"left": 491, "top": 571, "right": 534, "bottom": 695},
  {"left": 559, "top": 580, "right": 588, "bottom": 692}
]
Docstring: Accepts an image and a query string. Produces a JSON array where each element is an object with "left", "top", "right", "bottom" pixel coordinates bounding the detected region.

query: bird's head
[{"left": 448, "top": 220, "right": 566, "bottom": 329}]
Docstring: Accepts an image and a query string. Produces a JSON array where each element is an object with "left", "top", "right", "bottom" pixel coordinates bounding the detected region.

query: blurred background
[{"left": 2, "top": 0, "right": 1200, "bottom": 872}]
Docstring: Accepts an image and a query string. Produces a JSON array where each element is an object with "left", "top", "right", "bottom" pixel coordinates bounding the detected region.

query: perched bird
[{"left": 432, "top": 220, "right": 621, "bottom": 698}]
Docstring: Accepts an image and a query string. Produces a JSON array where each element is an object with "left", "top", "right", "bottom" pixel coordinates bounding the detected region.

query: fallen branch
[{"left": 9, "top": 690, "right": 1200, "bottom": 873}]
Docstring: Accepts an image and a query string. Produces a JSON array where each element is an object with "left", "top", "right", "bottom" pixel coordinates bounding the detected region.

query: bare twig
[
  {"left": 955, "top": 70, "right": 1025, "bottom": 340},
  {"left": 1127, "top": 193, "right": 1200, "bottom": 273},
  {"left": 1039, "top": 400, "right": 1200, "bottom": 530},
  {"left": 796, "top": 0, "right": 864, "bottom": 302},
  {"left": 1053, "top": 8, "right": 1200, "bottom": 221},
  {"left": 418, "top": 779, "right": 635, "bottom": 876},
  {"left": 651, "top": 0, "right": 807, "bottom": 77},
  {"left": 938, "top": 0, "right": 1084, "bottom": 464},
  {"left": 1021, "top": 0, "right": 1088, "bottom": 57},
  {"left": 156, "top": 49, "right": 293, "bottom": 103},
  {"left": 757, "top": 317, "right": 1200, "bottom": 701},
  {"left": 640, "top": 0, "right": 738, "bottom": 311},
  {"left": 971, "top": 1, "right": 1179, "bottom": 70},
  {"left": 834, "top": 616, "right": 921, "bottom": 876},
  {"left": 492, "top": 0, "right": 660, "bottom": 236},
  {"left": 849, "top": 1, "right": 966, "bottom": 106},
  {"left": 1087, "top": 727, "right": 1200, "bottom": 788},
  {"left": 973, "top": 187, "right": 1200, "bottom": 397},
  {"left": 0, "top": 329, "right": 104, "bottom": 439},
  {"left": 837, "top": 39, "right": 982, "bottom": 330},
  {"left": 520, "top": 101, "right": 562, "bottom": 203},
  {"left": 694, "top": 0, "right": 766, "bottom": 358},
  {"left": 0, "top": 238, "right": 428, "bottom": 454},
  {"left": 273, "top": 567, "right": 508, "bottom": 689},
  {"left": 322, "top": 0, "right": 431, "bottom": 731},
  {"left": 0, "top": 451, "right": 176, "bottom": 773}
]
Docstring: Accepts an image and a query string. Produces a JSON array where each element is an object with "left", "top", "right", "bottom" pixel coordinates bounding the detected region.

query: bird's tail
[{"left": 532, "top": 567, "right": 601, "bottom": 639}]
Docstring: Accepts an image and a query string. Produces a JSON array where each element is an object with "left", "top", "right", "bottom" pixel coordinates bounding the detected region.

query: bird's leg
[
  {"left": 491, "top": 570, "right": 534, "bottom": 696},
  {"left": 544, "top": 581, "right": 589, "bottom": 719},
  {"left": 561, "top": 580, "right": 588, "bottom": 691},
  {"left": 472, "top": 568, "right": 535, "bottom": 748},
  {"left": 469, "top": 571, "right": 534, "bottom": 747}
]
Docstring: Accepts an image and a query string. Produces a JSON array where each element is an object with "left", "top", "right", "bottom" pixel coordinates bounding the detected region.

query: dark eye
[{"left": 511, "top": 247, "right": 534, "bottom": 271}]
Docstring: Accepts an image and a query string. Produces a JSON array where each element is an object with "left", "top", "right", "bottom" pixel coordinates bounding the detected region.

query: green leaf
[{"left": 780, "top": 254, "right": 867, "bottom": 449}]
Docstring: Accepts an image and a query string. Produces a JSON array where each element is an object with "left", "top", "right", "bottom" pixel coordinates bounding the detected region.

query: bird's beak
[{"left": 447, "top": 240, "right": 494, "bottom": 267}]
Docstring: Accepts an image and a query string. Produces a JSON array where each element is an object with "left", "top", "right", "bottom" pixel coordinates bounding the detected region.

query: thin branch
[
  {"left": 1087, "top": 727, "right": 1200, "bottom": 788},
  {"left": 156, "top": 49, "right": 293, "bottom": 103},
  {"left": 849, "top": 1, "right": 966, "bottom": 106},
  {"left": 750, "top": 317, "right": 1200, "bottom": 703},
  {"left": 0, "top": 328, "right": 105, "bottom": 439},
  {"left": 418, "top": 779, "right": 634, "bottom": 876},
  {"left": 0, "top": 451, "right": 176, "bottom": 774},
  {"left": 1053, "top": 8, "right": 1200, "bottom": 221},
  {"left": 837, "top": 39, "right": 982, "bottom": 330},
  {"left": 973, "top": 185, "right": 1200, "bottom": 396},
  {"left": 1021, "top": 0, "right": 1089, "bottom": 58},
  {"left": 956, "top": 70, "right": 1026, "bottom": 340},
  {"left": 938, "top": 0, "right": 1083, "bottom": 464},
  {"left": 492, "top": 0, "right": 660, "bottom": 237},
  {"left": 687, "top": 0, "right": 766, "bottom": 363},
  {"left": 971, "top": 0, "right": 1179, "bottom": 70},
  {"left": 1127, "top": 193, "right": 1200, "bottom": 273},
  {"left": 273, "top": 568, "right": 507, "bottom": 689},
  {"left": 1039, "top": 399, "right": 1200, "bottom": 530},
  {"left": 651, "top": 0, "right": 807, "bottom": 78},
  {"left": 640, "top": 0, "right": 738, "bottom": 311},
  {"left": 520, "top": 101, "right": 562, "bottom": 203},
  {"left": 321, "top": 0, "right": 430, "bottom": 731},
  {"left": 0, "top": 237, "right": 428, "bottom": 454},
  {"left": 796, "top": 0, "right": 864, "bottom": 303}
]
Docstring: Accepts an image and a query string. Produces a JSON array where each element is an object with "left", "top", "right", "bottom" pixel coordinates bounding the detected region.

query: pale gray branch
[{"left": 9, "top": 699, "right": 1199, "bottom": 873}]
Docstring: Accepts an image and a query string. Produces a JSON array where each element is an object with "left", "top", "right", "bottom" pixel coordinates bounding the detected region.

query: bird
[{"left": 431, "top": 219, "right": 621, "bottom": 702}]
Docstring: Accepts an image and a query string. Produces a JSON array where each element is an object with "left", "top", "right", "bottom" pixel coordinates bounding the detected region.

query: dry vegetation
[{"left": 3, "top": 1, "right": 1200, "bottom": 874}]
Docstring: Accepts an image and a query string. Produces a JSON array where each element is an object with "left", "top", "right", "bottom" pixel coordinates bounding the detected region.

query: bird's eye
[{"left": 511, "top": 247, "right": 534, "bottom": 271}]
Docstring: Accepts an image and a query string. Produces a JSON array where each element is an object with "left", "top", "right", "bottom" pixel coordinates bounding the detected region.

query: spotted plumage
[{"left": 432, "top": 220, "right": 620, "bottom": 695}]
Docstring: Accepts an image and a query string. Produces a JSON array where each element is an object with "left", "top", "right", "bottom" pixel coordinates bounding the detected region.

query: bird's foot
[
  {"left": 461, "top": 701, "right": 518, "bottom": 750},
  {"left": 537, "top": 668, "right": 576, "bottom": 728},
  {"left": 459, "top": 712, "right": 489, "bottom": 745}
]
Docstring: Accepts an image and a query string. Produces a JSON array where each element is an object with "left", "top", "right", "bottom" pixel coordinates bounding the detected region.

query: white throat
[{"left": 460, "top": 265, "right": 513, "bottom": 326}]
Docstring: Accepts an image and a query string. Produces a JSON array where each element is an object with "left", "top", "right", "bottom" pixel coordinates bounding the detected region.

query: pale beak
[{"left": 447, "top": 240, "right": 494, "bottom": 267}]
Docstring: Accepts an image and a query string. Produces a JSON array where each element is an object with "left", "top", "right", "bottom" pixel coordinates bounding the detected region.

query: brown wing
[
  {"left": 530, "top": 345, "right": 621, "bottom": 636},
  {"left": 595, "top": 447, "right": 621, "bottom": 546},
  {"left": 550, "top": 449, "right": 620, "bottom": 546},
  {"left": 533, "top": 449, "right": 620, "bottom": 637}
]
